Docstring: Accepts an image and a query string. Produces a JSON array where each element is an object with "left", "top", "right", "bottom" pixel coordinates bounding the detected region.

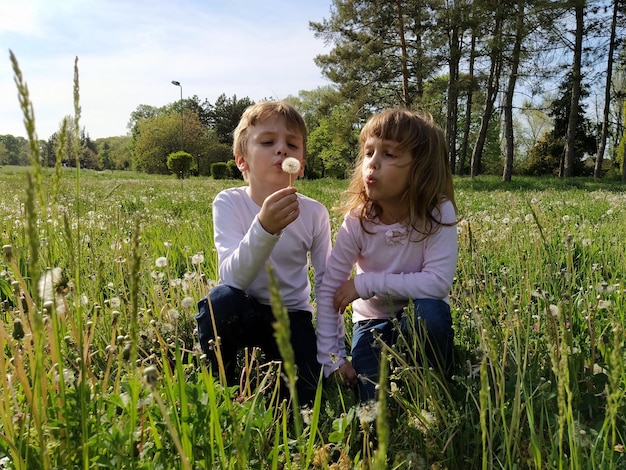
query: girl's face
[{"left": 361, "top": 135, "right": 413, "bottom": 219}]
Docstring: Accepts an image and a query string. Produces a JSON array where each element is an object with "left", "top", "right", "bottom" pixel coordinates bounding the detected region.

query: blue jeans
[
  {"left": 195, "top": 285, "right": 321, "bottom": 406},
  {"left": 351, "top": 299, "right": 454, "bottom": 401}
]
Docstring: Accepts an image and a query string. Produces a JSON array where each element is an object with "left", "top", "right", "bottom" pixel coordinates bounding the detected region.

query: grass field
[{"left": 0, "top": 165, "right": 625, "bottom": 469}]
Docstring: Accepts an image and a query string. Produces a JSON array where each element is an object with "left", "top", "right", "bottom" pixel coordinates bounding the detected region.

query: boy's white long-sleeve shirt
[
  {"left": 213, "top": 186, "right": 331, "bottom": 313},
  {"left": 316, "top": 200, "right": 458, "bottom": 377}
]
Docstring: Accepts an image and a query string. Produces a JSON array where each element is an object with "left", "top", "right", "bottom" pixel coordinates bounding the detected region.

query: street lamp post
[{"left": 171, "top": 80, "right": 183, "bottom": 151}]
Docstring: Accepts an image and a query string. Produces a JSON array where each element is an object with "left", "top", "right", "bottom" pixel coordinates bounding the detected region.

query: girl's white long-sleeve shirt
[
  {"left": 213, "top": 186, "right": 331, "bottom": 313},
  {"left": 316, "top": 200, "right": 458, "bottom": 377}
]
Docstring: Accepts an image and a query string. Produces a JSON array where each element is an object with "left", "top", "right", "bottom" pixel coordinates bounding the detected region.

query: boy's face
[{"left": 236, "top": 116, "right": 305, "bottom": 190}]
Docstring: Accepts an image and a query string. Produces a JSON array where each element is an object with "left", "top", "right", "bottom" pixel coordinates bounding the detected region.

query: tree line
[{"left": 2, "top": 0, "right": 625, "bottom": 181}]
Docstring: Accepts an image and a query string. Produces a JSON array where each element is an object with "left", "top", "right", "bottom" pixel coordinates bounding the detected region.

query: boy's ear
[{"left": 235, "top": 153, "right": 248, "bottom": 172}]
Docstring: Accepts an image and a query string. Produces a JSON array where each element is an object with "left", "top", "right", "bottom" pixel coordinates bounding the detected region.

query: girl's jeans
[
  {"left": 351, "top": 298, "right": 453, "bottom": 401},
  {"left": 195, "top": 284, "right": 320, "bottom": 406}
]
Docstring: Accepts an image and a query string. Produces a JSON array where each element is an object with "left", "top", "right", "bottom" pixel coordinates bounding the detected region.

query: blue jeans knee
[{"left": 401, "top": 298, "right": 454, "bottom": 373}]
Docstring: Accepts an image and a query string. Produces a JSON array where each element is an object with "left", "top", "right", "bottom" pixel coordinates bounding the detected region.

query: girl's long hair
[{"left": 337, "top": 108, "right": 456, "bottom": 238}]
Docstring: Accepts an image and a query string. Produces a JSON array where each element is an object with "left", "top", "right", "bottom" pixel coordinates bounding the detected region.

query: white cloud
[{"left": 1, "top": 0, "right": 332, "bottom": 139}]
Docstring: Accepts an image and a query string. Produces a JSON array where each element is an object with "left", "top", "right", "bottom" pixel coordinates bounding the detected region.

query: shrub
[
  {"left": 211, "top": 161, "right": 229, "bottom": 179},
  {"left": 167, "top": 151, "right": 193, "bottom": 179},
  {"left": 227, "top": 160, "right": 242, "bottom": 179}
]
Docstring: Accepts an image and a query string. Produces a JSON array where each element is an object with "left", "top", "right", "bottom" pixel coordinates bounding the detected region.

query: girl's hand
[
  {"left": 258, "top": 186, "right": 299, "bottom": 235},
  {"left": 334, "top": 361, "right": 358, "bottom": 388},
  {"left": 333, "top": 279, "right": 359, "bottom": 313}
]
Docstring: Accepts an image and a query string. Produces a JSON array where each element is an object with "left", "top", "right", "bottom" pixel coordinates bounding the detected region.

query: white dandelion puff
[
  {"left": 181, "top": 296, "right": 194, "bottom": 309},
  {"left": 281, "top": 157, "right": 301, "bottom": 174},
  {"left": 191, "top": 252, "right": 205, "bottom": 265},
  {"left": 38, "top": 267, "right": 66, "bottom": 314},
  {"left": 409, "top": 409, "right": 438, "bottom": 434},
  {"left": 356, "top": 400, "right": 378, "bottom": 424},
  {"left": 155, "top": 257, "right": 168, "bottom": 268},
  {"left": 281, "top": 157, "right": 301, "bottom": 186}
]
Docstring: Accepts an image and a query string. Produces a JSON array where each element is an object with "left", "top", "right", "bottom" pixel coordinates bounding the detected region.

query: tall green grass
[{"left": 1, "top": 53, "right": 625, "bottom": 468}]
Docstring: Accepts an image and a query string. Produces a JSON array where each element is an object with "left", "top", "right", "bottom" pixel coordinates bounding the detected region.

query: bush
[
  {"left": 167, "top": 151, "right": 193, "bottom": 179},
  {"left": 227, "top": 160, "right": 242, "bottom": 179},
  {"left": 211, "top": 162, "right": 229, "bottom": 179}
]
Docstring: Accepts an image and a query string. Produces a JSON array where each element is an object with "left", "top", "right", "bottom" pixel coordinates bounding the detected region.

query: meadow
[{"left": 0, "top": 164, "right": 624, "bottom": 469}]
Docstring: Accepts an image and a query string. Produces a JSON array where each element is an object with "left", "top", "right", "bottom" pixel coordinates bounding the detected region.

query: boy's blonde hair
[
  {"left": 232, "top": 100, "right": 308, "bottom": 160},
  {"left": 339, "top": 108, "right": 456, "bottom": 237}
]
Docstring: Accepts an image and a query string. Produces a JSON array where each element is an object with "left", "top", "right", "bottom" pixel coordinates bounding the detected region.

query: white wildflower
[
  {"left": 38, "top": 267, "right": 63, "bottom": 302},
  {"left": 155, "top": 257, "right": 168, "bottom": 268},
  {"left": 300, "top": 407, "right": 313, "bottom": 426},
  {"left": 167, "top": 308, "right": 180, "bottom": 321},
  {"left": 356, "top": 400, "right": 378, "bottom": 424},
  {"left": 38, "top": 267, "right": 66, "bottom": 314},
  {"left": 281, "top": 157, "right": 301, "bottom": 174},
  {"left": 143, "top": 365, "right": 159, "bottom": 386},
  {"left": 409, "top": 409, "right": 438, "bottom": 434},
  {"left": 181, "top": 296, "right": 194, "bottom": 309},
  {"left": 191, "top": 252, "right": 205, "bottom": 265}
]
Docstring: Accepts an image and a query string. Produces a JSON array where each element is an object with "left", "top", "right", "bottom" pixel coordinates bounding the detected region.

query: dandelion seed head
[
  {"left": 155, "top": 257, "right": 168, "bottom": 268},
  {"left": 408, "top": 409, "right": 438, "bottom": 434},
  {"left": 181, "top": 296, "right": 194, "bottom": 309},
  {"left": 356, "top": 400, "right": 378, "bottom": 424},
  {"left": 300, "top": 406, "right": 313, "bottom": 426},
  {"left": 281, "top": 157, "right": 301, "bottom": 174},
  {"left": 143, "top": 365, "right": 159, "bottom": 386},
  {"left": 191, "top": 252, "right": 205, "bottom": 265}
]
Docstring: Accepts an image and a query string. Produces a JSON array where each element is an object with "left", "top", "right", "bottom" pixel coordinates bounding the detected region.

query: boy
[{"left": 195, "top": 101, "right": 329, "bottom": 406}]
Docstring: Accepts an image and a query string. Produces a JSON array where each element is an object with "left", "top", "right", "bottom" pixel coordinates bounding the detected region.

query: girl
[{"left": 316, "top": 108, "right": 458, "bottom": 401}]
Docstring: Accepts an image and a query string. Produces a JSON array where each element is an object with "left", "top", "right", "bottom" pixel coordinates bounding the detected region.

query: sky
[{"left": 1, "top": 0, "right": 334, "bottom": 140}]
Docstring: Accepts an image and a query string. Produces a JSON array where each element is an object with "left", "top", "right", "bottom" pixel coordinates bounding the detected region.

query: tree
[
  {"left": 95, "top": 136, "right": 132, "bottom": 170},
  {"left": 502, "top": 0, "right": 527, "bottom": 182},
  {"left": 132, "top": 111, "right": 211, "bottom": 174},
  {"left": 307, "top": 101, "right": 358, "bottom": 178},
  {"left": 205, "top": 94, "right": 255, "bottom": 145},
  {"left": 524, "top": 74, "right": 597, "bottom": 175},
  {"left": 198, "top": 139, "right": 232, "bottom": 177},
  {"left": 286, "top": 86, "right": 354, "bottom": 178},
  {"left": 0, "top": 134, "right": 30, "bottom": 166},
  {"left": 594, "top": 0, "right": 621, "bottom": 178},
  {"left": 310, "top": 0, "right": 441, "bottom": 114},
  {"left": 470, "top": 0, "right": 505, "bottom": 177},
  {"left": 561, "top": 0, "right": 585, "bottom": 177}
]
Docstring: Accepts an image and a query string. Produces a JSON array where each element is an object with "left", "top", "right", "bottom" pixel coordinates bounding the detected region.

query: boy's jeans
[
  {"left": 351, "top": 298, "right": 454, "bottom": 401},
  {"left": 195, "top": 284, "right": 320, "bottom": 406}
]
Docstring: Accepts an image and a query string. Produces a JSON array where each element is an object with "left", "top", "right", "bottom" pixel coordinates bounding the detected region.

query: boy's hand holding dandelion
[
  {"left": 258, "top": 186, "right": 300, "bottom": 235},
  {"left": 257, "top": 157, "right": 302, "bottom": 235}
]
